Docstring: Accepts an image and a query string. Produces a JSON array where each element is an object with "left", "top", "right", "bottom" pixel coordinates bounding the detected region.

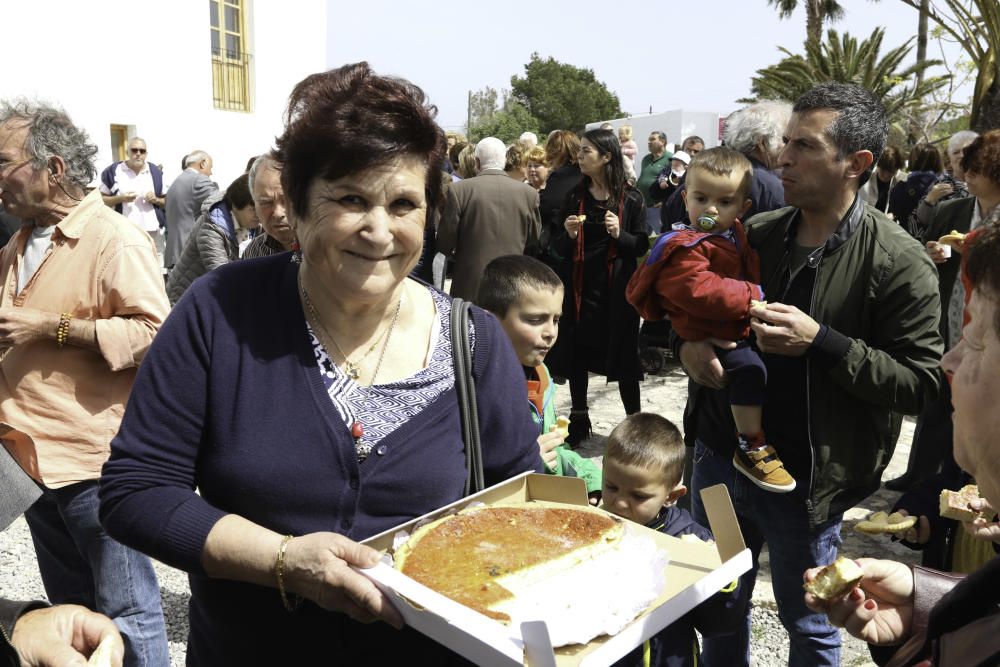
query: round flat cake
[{"left": 394, "top": 503, "right": 625, "bottom": 622}]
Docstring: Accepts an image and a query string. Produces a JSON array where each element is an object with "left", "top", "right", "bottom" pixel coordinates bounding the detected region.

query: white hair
[
  {"left": 475, "top": 137, "right": 506, "bottom": 171},
  {"left": 185, "top": 150, "right": 211, "bottom": 168},
  {"left": 518, "top": 131, "right": 538, "bottom": 149},
  {"left": 948, "top": 130, "right": 979, "bottom": 154},
  {"left": 723, "top": 100, "right": 793, "bottom": 158},
  {"left": 248, "top": 153, "right": 278, "bottom": 195}
]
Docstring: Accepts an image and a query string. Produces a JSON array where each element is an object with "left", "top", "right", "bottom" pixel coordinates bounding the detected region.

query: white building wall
[{"left": 2, "top": 0, "right": 327, "bottom": 188}]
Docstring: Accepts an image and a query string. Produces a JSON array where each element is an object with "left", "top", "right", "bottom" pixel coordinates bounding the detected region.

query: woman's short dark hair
[
  {"left": 224, "top": 173, "right": 253, "bottom": 211},
  {"left": 581, "top": 128, "right": 627, "bottom": 203},
  {"left": 908, "top": 143, "right": 943, "bottom": 173},
  {"left": 966, "top": 222, "right": 1000, "bottom": 336},
  {"left": 275, "top": 62, "right": 446, "bottom": 220},
  {"left": 960, "top": 129, "right": 1000, "bottom": 186},
  {"left": 877, "top": 145, "right": 905, "bottom": 173}
]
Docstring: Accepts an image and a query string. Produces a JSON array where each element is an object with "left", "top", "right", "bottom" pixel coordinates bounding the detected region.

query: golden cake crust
[{"left": 395, "top": 503, "right": 624, "bottom": 621}]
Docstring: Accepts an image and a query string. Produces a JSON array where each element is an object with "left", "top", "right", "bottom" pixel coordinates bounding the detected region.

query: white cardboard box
[{"left": 359, "top": 472, "right": 751, "bottom": 666}]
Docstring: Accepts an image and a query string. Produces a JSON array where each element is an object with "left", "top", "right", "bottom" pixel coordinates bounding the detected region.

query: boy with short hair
[
  {"left": 626, "top": 147, "right": 795, "bottom": 493},
  {"left": 478, "top": 255, "right": 602, "bottom": 500},
  {"left": 603, "top": 413, "right": 744, "bottom": 667}
]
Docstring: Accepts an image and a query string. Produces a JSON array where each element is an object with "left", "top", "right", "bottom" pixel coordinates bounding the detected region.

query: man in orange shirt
[{"left": 0, "top": 99, "right": 170, "bottom": 666}]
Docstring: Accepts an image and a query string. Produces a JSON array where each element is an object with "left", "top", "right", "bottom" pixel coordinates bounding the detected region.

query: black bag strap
[{"left": 451, "top": 298, "right": 484, "bottom": 496}]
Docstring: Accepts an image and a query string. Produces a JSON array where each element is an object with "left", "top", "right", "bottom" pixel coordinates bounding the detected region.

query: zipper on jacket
[{"left": 803, "top": 251, "right": 823, "bottom": 528}]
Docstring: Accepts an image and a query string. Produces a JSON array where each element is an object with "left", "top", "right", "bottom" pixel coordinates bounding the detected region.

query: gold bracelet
[
  {"left": 55, "top": 313, "right": 72, "bottom": 348},
  {"left": 275, "top": 534, "right": 301, "bottom": 612}
]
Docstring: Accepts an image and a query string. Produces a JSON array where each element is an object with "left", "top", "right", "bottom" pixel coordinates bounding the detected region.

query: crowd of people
[{"left": 0, "top": 61, "right": 998, "bottom": 667}]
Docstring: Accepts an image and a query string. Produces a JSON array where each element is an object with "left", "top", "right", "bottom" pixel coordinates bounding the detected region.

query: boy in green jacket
[{"left": 478, "top": 255, "right": 602, "bottom": 502}]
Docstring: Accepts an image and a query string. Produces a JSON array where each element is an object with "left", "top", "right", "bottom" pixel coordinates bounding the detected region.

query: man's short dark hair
[
  {"left": 793, "top": 82, "right": 887, "bottom": 184},
  {"left": 605, "top": 413, "right": 685, "bottom": 488},
  {"left": 650, "top": 131, "right": 667, "bottom": 144},
  {"left": 224, "top": 173, "right": 253, "bottom": 210},
  {"left": 477, "top": 255, "right": 563, "bottom": 317}
]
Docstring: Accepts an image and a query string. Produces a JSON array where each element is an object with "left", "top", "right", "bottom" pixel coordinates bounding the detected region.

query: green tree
[
  {"left": 468, "top": 86, "right": 500, "bottom": 130},
  {"left": 896, "top": 0, "right": 1000, "bottom": 131},
  {"left": 510, "top": 53, "right": 622, "bottom": 134},
  {"left": 766, "top": 0, "right": 846, "bottom": 46},
  {"left": 467, "top": 99, "right": 540, "bottom": 145},
  {"left": 742, "top": 28, "right": 949, "bottom": 124}
]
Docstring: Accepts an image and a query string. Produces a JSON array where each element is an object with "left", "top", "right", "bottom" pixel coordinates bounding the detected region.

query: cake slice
[
  {"left": 803, "top": 557, "right": 864, "bottom": 601},
  {"left": 940, "top": 484, "right": 983, "bottom": 522},
  {"left": 395, "top": 503, "right": 625, "bottom": 622}
]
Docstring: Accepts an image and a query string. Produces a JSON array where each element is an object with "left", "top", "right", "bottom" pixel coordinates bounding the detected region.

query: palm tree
[
  {"left": 741, "top": 28, "right": 949, "bottom": 124},
  {"left": 767, "top": 0, "right": 846, "bottom": 46},
  {"left": 896, "top": 0, "right": 1000, "bottom": 131}
]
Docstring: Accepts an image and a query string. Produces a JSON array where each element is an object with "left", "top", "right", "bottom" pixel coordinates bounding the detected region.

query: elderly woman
[
  {"left": 99, "top": 63, "right": 542, "bottom": 664},
  {"left": 547, "top": 128, "right": 648, "bottom": 445},
  {"left": 165, "top": 173, "right": 258, "bottom": 304},
  {"left": 805, "top": 222, "right": 1000, "bottom": 666},
  {"left": 524, "top": 145, "right": 549, "bottom": 191}
]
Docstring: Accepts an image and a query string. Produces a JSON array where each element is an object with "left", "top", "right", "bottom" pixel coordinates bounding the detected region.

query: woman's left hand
[
  {"left": 284, "top": 532, "right": 403, "bottom": 628},
  {"left": 604, "top": 210, "right": 620, "bottom": 239},
  {"left": 962, "top": 498, "right": 1000, "bottom": 543}
]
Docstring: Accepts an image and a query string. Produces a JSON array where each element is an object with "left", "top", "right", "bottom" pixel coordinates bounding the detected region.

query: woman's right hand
[
  {"left": 564, "top": 215, "right": 582, "bottom": 239},
  {"left": 926, "top": 182, "right": 954, "bottom": 205},
  {"left": 926, "top": 241, "right": 949, "bottom": 264},
  {"left": 894, "top": 508, "right": 932, "bottom": 545},
  {"left": 804, "top": 558, "right": 914, "bottom": 646},
  {"left": 537, "top": 429, "right": 562, "bottom": 471},
  {"left": 284, "top": 532, "right": 403, "bottom": 628}
]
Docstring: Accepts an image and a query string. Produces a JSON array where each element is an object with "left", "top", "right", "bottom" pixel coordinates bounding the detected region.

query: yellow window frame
[{"left": 210, "top": 0, "right": 251, "bottom": 112}]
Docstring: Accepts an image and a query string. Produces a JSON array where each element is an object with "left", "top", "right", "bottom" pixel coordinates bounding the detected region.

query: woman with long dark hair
[{"left": 547, "top": 128, "right": 648, "bottom": 445}]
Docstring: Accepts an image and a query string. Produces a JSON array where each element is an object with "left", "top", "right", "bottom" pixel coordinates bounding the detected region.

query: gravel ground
[{"left": 0, "top": 358, "right": 919, "bottom": 666}]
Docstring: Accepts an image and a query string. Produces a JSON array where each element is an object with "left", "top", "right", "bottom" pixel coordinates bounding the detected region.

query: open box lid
[{"left": 359, "top": 473, "right": 750, "bottom": 667}]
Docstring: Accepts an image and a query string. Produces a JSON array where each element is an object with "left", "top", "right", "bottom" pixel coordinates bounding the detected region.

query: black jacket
[{"left": 679, "top": 199, "right": 943, "bottom": 526}]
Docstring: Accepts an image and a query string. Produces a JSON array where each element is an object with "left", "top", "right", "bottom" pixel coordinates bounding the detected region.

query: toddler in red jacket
[{"left": 626, "top": 147, "right": 795, "bottom": 493}]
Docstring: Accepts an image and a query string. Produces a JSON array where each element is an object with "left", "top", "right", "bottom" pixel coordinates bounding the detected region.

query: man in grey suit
[
  {"left": 165, "top": 150, "right": 217, "bottom": 268},
  {"left": 437, "top": 137, "right": 540, "bottom": 302}
]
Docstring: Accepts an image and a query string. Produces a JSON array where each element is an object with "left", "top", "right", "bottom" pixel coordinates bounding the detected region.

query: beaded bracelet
[
  {"left": 275, "top": 534, "right": 301, "bottom": 612},
  {"left": 56, "top": 313, "right": 72, "bottom": 348}
]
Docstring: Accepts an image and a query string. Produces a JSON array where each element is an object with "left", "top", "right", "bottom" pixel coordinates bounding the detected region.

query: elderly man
[
  {"left": 636, "top": 131, "right": 672, "bottom": 233},
  {"left": 99, "top": 137, "right": 166, "bottom": 251},
  {"left": 2, "top": 598, "right": 123, "bottom": 666},
  {"left": 242, "top": 153, "right": 295, "bottom": 259},
  {"left": 678, "top": 83, "right": 942, "bottom": 666},
  {"left": 165, "top": 149, "right": 217, "bottom": 269},
  {"left": 649, "top": 135, "right": 704, "bottom": 214},
  {"left": 0, "top": 99, "right": 170, "bottom": 666},
  {"left": 662, "top": 101, "right": 790, "bottom": 228},
  {"left": 436, "top": 136, "right": 541, "bottom": 302}
]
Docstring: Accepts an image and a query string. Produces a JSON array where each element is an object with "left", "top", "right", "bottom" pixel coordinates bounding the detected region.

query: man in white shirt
[{"left": 99, "top": 137, "right": 166, "bottom": 260}]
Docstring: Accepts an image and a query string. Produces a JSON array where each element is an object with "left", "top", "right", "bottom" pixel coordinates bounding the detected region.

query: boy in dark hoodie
[{"left": 604, "top": 413, "right": 745, "bottom": 667}]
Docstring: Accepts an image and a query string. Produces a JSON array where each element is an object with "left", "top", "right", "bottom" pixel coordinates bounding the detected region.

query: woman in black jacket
[{"left": 547, "top": 128, "right": 648, "bottom": 445}]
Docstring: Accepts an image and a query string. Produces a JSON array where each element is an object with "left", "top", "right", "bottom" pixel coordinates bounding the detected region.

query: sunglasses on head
[{"left": 130, "top": 147, "right": 147, "bottom": 155}]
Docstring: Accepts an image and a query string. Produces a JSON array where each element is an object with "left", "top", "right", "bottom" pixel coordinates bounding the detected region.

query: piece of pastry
[
  {"left": 577, "top": 215, "right": 587, "bottom": 223},
  {"left": 553, "top": 415, "right": 570, "bottom": 441},
  {"left": 939, "top": 484, "right": 983, "bottom": 522},
  {"left": 854, "top": 510, "right": 917, "bottom": 535},
  {"left": 803, "top": 557, "right": 864, "bottom": 601},
  {"left": 938, "top": 229, "right": 967, "bottom": 248},
  {"left": 395, "top": 503, "right": 624, "bottom": 622},
  {"left": 88, "top": 635, "right": 116, "bottom": 667}
]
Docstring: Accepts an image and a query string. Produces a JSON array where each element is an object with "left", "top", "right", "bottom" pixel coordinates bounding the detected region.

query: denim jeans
[
  {"left": 25, "top": 480, "right": 169, "bottom": 667},
  {"left": 691, "top": 440, "right": 842, "bottom": 667}
]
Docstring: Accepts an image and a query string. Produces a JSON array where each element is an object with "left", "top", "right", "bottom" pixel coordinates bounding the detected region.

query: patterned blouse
[{"left": 306, "top": 286, "right": 475, "bottom": 461}]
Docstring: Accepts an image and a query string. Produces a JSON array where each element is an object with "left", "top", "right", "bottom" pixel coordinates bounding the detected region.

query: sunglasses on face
[{"left": 130, "top": 148, "right": 147, "bottom": 155}]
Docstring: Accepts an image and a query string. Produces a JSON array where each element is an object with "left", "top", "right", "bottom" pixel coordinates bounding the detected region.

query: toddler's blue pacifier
[{"left": 697, "top": 214, "right": 718, "bottom": 231}]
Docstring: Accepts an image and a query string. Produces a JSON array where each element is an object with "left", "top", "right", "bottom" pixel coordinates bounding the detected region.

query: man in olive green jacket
[{"left": 676, "top": 83, "right": 943, "bottom": 667}]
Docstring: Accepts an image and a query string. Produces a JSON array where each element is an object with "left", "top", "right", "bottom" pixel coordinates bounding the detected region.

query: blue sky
[{"left": 326, "top": 0, "right": 971, "bottom": 131}]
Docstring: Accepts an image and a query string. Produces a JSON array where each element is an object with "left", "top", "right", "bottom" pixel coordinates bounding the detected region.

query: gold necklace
[{"left": 298, "top": 273, "right": 402, "bottom": 383}]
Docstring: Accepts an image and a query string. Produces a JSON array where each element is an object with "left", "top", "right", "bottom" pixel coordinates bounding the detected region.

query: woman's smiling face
[{"left": 295, "top": 155, "right": 427, "bottom": 302}]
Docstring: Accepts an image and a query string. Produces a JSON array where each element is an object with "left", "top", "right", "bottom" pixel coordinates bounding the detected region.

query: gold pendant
[{"left": 346, "top": 363, "right": 360, "bottom": 380}]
